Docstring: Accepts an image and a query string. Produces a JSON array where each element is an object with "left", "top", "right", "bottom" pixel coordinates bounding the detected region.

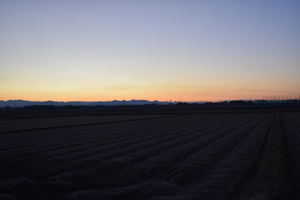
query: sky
[{"left": 1, "top": 0, "right": 299, "bottom": 102}]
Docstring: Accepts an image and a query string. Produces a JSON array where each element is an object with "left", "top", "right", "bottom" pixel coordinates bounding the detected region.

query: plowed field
[{"left": 0, "top": 111, "right": 299, "bottom": 200}]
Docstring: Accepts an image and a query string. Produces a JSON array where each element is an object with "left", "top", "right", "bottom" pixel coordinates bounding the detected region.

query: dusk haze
[
  {"left": 1, "top": 0, "right": 299, "bottom": 102},
  {"left": 1, "top": 2, "right": 300, "bottom": 199}
]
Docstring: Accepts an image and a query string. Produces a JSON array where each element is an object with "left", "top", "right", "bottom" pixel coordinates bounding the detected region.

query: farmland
[{"left": 0, "top": 109, "right": 299, "bottom": 200}]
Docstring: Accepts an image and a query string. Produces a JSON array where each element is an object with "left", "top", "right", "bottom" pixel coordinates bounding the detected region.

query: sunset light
[{"left": 1, "top": 0, "right": 299, "bottom": 102}]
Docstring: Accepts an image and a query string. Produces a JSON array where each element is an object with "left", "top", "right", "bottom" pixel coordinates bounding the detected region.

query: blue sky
[{"left": 1, "top": 0, "right": 299, "bottom": 101}]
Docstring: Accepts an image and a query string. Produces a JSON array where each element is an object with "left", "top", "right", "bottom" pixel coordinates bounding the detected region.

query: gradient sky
[{"left": 1, "top": 0, "right": 299, "bottom": 102}]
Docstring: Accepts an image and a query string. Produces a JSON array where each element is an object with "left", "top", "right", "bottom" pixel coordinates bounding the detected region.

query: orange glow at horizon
[
  {"left": 2, "top": 82, "right": 299, "bottom": 102},
  {"left": 1, "top": 1, "right": 299, "bottom": 102}
]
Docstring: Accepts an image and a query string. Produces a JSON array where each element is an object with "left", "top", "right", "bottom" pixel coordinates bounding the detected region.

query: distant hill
[{"left": 0, "top": 100, "right": 171, "bottom": 107}]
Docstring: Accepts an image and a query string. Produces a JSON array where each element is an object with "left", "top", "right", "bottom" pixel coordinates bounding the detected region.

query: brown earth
[
  {"left": 0, "top": 114, "right": 169, "bottom": 133},
  {"left": 0, "top": 110, "right": 299, "bottom": 200}
]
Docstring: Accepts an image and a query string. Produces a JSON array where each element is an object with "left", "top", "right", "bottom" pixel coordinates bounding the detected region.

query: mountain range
[{"left": 0, "top": 100, "right": 172, "bottom": 107}]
